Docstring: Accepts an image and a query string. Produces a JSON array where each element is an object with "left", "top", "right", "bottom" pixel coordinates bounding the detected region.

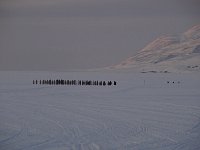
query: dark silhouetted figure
[
  {"left": 56, "top": 80, "right": 58, "bottom": 85},
  {"left": 82, "top": 80, "right": 85, "bottom": 85},
  {"left": 107, "top": 81, "right": 112, "bottom": 86},
  {"left": 88, "top": 81, "right": 92, "bottom": 85},
  {"left": 114, "top": 81, "right": 117, "bottom": 86},
  {"left": 61, "top": 80, "right": 64, "bottom": 85},
  {"left": 99, "top": 81, "right": 102, "bottom": 86}
]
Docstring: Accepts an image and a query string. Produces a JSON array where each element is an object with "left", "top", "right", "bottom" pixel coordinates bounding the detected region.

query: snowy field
[{"left": 0, "top": 71, "right": 200, "bottom": 150}]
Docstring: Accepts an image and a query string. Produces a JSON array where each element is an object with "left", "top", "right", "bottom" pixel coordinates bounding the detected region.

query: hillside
[{"left": 108, "top": 25, "right": 200, "bottom": 73}]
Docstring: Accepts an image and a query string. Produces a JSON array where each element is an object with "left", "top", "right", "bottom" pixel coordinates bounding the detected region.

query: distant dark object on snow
[
  {"left": 33, "top": 79, "right": 117, "bottom": 87},
  {"left": 166, "top": 81, "right": 181, "bottom": 84}
]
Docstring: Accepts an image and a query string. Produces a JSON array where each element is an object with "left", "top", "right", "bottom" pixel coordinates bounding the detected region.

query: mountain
[{"left": 107, "top": 24, "right": 200, "bottom": 73}]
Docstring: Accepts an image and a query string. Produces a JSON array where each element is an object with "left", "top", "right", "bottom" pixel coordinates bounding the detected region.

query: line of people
[{"left": 33, "top": 79, "right": 117, "bottom": 86}]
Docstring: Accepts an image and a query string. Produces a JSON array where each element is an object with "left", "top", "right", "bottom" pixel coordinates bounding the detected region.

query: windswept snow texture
[{"left": 0, "top": 71, "right": 200, "bottom": 150}]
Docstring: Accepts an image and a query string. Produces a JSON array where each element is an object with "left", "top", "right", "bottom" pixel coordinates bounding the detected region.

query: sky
[{"left": 0, "top": 0, "right": 200, "bottom": 71}]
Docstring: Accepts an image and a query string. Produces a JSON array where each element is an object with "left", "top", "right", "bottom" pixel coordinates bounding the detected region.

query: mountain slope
[{"left": 108, "top": 25, "right": 200, "bottom": 73}]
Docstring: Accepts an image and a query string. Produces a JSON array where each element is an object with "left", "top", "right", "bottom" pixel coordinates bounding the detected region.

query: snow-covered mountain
[{"left": 108, "top": 25, "right": 200, "bottom": 73}]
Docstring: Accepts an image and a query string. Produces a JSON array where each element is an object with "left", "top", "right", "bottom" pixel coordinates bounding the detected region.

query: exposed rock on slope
[{"left": 108, "top": 25, "right": 200, "bottom": 73}]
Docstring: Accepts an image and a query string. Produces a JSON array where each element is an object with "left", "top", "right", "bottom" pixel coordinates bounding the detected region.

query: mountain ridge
[{"left": 107, "top": 24, "right": 200, "bottom": 73}]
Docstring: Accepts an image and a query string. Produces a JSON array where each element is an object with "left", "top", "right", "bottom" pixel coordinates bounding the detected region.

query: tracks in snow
[{"left": 0, "top": 73, "right": 200, "bottom": 150}]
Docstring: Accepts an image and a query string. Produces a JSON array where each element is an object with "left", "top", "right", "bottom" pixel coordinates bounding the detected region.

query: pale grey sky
[{"left": 0, "top": 0, "right": 199, "bottom": 71}]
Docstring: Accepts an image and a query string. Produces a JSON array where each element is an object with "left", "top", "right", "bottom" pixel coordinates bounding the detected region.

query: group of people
[
  {"left": 166, "top": 81, "right": 181, "bottom": 84},
  {"left": 33, "top": 79, "right": 117, "bottom": 86}
]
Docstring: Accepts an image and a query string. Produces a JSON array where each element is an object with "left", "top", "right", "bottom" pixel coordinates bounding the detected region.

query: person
[
  {"left": 108, "top": 81, "right": 112, "bottom": 86},
  {"left": 49, "top": 80, "right": 51, "bottom": 85},
  {"left": 99, "top": 81, "right": 102, "bottom": 86},
  {"left": 61, "top": 80, "right": 64, "bottom": 85},
  {"left": 82, "top": 80, "right": 85, "bottom": 85}
]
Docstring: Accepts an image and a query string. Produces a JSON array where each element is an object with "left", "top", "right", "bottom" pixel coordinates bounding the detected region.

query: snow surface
[{"left": 0, "top": 71, "right": 200, "bottom": 150}]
